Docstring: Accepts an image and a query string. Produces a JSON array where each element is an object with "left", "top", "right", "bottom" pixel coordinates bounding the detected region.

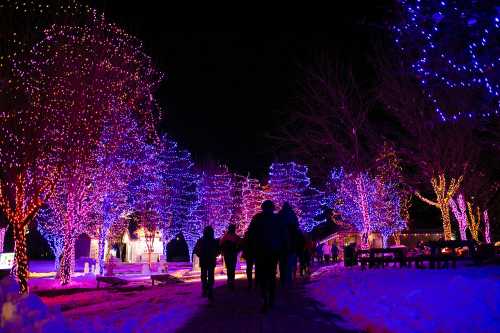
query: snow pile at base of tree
[
  {"left": 0, "top": 277, "right": 70, "bottom": 333},
  {"left": 307, "top": 264, "right": 500, "bottom": 333}
]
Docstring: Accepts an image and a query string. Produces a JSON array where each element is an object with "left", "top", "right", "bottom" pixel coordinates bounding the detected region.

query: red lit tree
[{"left": 0, "top": 5, "right": 161, "bottom": 290}]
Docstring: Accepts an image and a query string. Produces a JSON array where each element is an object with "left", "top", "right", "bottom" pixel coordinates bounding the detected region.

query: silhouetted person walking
[
  {"left": 241, "top": 232, "right": 256, "bottom": 290},
  {"left": 194, "top": 226, "right": 220, "bottom": 301},
  {"left": 247, "top": 200, "right": 287, "bottom": 312},
  {"left": 277, "top": 202, "right": 298, "bottom": 287},
  {"left": 220, "top": 224, "right": 241, "bottom": 289}
]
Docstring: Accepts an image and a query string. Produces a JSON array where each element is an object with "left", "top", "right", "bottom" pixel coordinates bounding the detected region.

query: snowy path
[
  {"left": 177, "top": 279, "right": 361, "bottom": 333},
  {"left": 37, "top": 272, "right": 360, "bottom": 332}
]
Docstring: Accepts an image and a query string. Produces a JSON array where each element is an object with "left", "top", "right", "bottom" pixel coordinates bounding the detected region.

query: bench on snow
[
  {"left": 151, "top": 274, "right": 183, "bottom": 286},
  {"left": 96, "top": 276, "right": 128, "bottom": 288}
]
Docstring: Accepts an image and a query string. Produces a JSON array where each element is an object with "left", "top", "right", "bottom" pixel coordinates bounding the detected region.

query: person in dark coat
[
  {"left": 219, "top": 224, "right": 241, "bottom": 289},
  {"left": 331, "top": 242, "right": 339, "bottom": 263},
  {"left": 241, "top": 232, "right": 256, "bottom": 290},
  {"left": 299, "top": 234, "right": 312, "bottom": 276},
  {"left": 194, "top": 226, "right": 220, "bottom": 300},
  {"left": 247, "top": 200, "right": 287, "bottom": 312},
  {"left": 315, "top": 242, "right": 324, "bottom": 264},
  {"left": 277, "top": 202, "right": 299, "bottom": 287}
]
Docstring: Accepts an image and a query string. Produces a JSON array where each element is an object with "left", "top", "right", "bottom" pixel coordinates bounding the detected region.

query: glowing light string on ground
[
  {"left": 394, "top": 0, "right": 500, "bottom": 120},
  {"left": 449, "top": 193, "right": 468, "bottom": 240}
]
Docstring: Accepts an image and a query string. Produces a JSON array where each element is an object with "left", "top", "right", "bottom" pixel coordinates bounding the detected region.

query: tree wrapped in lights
[
  {"left": 0, "top": 4, "right": 162, "bottom": 291},
  {"left": 129, "top": 142, "right": 169, "bottom": 234},
  {"left": 193, "top": 167, "right": 235, "bottom": 238},
  {"left": 415, "top": 175, "right": 463, "bottom": 241},
  {"left": 449, "top": 194, "right": 468, "bottom": 240},
  {"left": 394, "top": 0, "right": 500, "bottom": 120},
  {"left": 158, "top": 135, "right": 199, "bottom": 255},
  {"left": 268, "top": 162, "right": 310, "bottom": 215},
  {"left": 376, "top": 55, "right": 481, "bottom": 241},
  {"left": 90, "top": 115, "right": 142, "bottom": 275},
  {"left": 483, "top": 210, "right": 491, "bottom": 243},
  {"left": 36, "top": 207, "right": 64, "bottom": 271},
  {"left": 300, "top": 187, "right": 325, "bottom": 232},
  {"left": 337, "top": 172, "right": 378, "bottom": 248},
  {"left": 375, "top": 142, "right": 411, "bottom": 226},
  {"left": 238, "top": 176, "right": 264, "bottom": 235},
  {"left": 229, "top": 174, "right": 245, "bottom": 234},
  {"left": 374, "top": 181, "right": 406, "bottom": 247},
  {"left": 466, "top": 201, "right": 482, "bottom": 242},
  {"left": 140, "top": 209, "right": 161, "bottom": 269}
]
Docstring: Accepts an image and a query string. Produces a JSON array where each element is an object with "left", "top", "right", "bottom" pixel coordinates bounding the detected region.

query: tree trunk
[
  {"left": 59, "top": 237, "right": 75, "bottom": 285},
  {"left": 54, "top": 254, "right": 61, "bottom": 272},
  {"left": 0, "top": 227, "right": 6, "bottom": 253},
  {"left": 393, "top": 232, "right": 401, "bottom": 245},
  {"left": 382, "top": 235, "right": 388, "bottom": 248},
  {"left": 97, "top": 230, "right": 107, "bottom": 275},
  {"left": 13, "top": 224, "right": 29, "bottom": 293},
  {"left": 440, "top": 203, "right": 453, "bottom": 241}
]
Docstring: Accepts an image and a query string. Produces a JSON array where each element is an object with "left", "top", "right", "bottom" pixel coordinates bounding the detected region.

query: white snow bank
[
  {"left": 0, "top": 277, "right": 70, "bottom": 333},
  {"left": 308, "top": 264, "right": 500, "bottom": 333},
  {"left": 41, "top": 278, "right": 213, "bottom": 332}
]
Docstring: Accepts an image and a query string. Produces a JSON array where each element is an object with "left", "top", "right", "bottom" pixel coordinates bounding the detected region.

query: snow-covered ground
[
  {"left": 307, "top": 264, "right": 500, "bottom": 333},
  {"left": 12, "top": 260, "right": 246, "bottom": 332}
]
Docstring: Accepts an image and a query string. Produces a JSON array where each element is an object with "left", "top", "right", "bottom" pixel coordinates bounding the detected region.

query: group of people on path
[
  {"left": 193, "top": 200, "right": 311, "bottom": 312},
  {"left": 314, "top": 240, "right": 339, "bottom": 265}
]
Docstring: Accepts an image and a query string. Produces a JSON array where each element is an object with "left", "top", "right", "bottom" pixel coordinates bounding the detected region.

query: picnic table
[
  {"left": 357, "top": 248, "right": 407, "bottom": 269},
  {"left": 150, "top": 273, "right": 183, "bottom": 286},
  {"left": 96, "top": 275, "right": 128, "bottom": 288},
  {"left": 358, "top": 246, "right": 460, "bottom": 269}
]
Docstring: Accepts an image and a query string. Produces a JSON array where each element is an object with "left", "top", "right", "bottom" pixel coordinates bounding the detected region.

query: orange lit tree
[{"left": 376, "top": 54, "right": 479, "bottom": 240}]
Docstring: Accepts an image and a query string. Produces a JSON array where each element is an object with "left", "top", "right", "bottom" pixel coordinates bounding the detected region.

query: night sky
[{"left": 86, "top": 1, "right": 396, "bottom": 180}]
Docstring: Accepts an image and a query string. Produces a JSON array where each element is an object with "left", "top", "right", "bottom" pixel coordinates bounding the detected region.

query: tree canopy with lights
[{"left": 394, "top": 0, "right": 500, "bottom": 121}]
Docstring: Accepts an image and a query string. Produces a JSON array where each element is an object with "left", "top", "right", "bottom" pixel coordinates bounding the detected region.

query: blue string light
[{"left": 394, "top": 0, "right": 500, "bottom": 120}]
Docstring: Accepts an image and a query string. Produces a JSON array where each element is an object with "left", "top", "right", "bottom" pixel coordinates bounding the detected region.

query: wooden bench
[
  {"left": 358, "top": 248, "right": 407, "bottom": 269},
  {"left": 151, "top": 274, "right": 183, "bottom": 286},
  {"left": 96, "top": 276, "right": 128, "bottom": 288}
]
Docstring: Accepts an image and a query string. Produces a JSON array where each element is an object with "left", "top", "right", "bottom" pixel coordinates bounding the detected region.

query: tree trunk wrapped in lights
[
  {"left": 449, "top": 194, "right": 468, "bottom": 241},
  {"left": 12, "top": 224, "right": 28, "bottom": 293},
  {"left": 0, "top": 227, "right": 6, "bottom": 253},
  {"left": 466, "top": 202, "right": 482, "bottom": 242},
  {"left": 59, "top": 235, "right": 76, "bottom": 285},
  {"left": 416, "top": 174, "right": 463, "bottom": 240},
  {"left": 483, "top": 210, "right": 491, "bottom": 243}
]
